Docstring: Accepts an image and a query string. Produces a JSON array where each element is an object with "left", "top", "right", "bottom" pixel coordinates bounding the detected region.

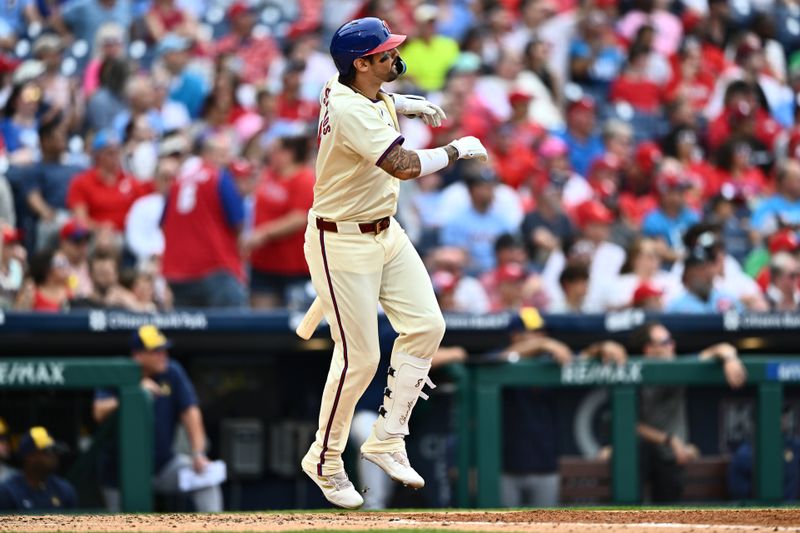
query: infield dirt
[{"left": 1, "top": 509, "right": 799, "bottom": 533}]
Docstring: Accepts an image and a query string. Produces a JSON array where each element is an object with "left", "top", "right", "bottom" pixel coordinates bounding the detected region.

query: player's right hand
[{"left": 449, "top": 136, "right": 489, "bottom": 162}]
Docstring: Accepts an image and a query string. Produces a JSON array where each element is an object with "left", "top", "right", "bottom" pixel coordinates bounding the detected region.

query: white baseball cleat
[
  {"left": 303, "top": 468, "right": 364, "bottom": 509},
  {"left": 362, "top": 451, "right": 425, "bottom": 489}
]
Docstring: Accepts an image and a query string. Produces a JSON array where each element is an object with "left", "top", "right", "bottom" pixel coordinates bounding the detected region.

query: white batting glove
[
  {"left": 448, "top": 136, "right": 489, "bottom": 162},
  {"left": 392, "top": 94, "right": 447, "bottom": 127}
]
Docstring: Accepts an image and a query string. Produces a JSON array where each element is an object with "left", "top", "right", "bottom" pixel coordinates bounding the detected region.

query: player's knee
[
  {"left": 350, "top": 347, "right": 381, "bottom": 373},
  {"left": 419, "top": 312, "right": 446, "bottom": 346}
]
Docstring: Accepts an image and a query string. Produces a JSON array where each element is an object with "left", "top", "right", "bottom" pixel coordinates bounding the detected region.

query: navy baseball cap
[
  {"left": 685, "top": 233, "right": 717, "bottom": 268},
  {"left": 17, "top": 427, "right": 59, "bottom": 458},
  {"left": 130, "top": 325, "right": 172, "bottom": 352},
  {"left": 508, "top": 307, "right": 545, "bottom": 333}
]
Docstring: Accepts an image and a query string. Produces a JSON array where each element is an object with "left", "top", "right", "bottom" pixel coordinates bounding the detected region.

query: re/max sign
[{"left": 0, "top": 362, "right": 66, "bottom": 386}]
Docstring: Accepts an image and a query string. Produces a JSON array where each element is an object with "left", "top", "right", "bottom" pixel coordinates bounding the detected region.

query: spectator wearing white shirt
[
  {"left": 765, "top": 252, "right": 800, "bottom": 311},
  {"left": 481, "top": 233, "right": 549, "bottom": 312},
  {"left": 438, "top": 163, "right": 524, "bottom": 230},
  {"left": 0, "top": 227, "right": 24, "bottom": 310},
  {"left": 441, "top": 167, "right": 520, "bottom": 274},
  {"left": 543, "top": 200, "right": 625, "bottom": 311},
  {"left": 426, "top": 247, "right": 490, "bottom": 314},
  {"left": 585, "top": 237, "right": 681, "bottom": 312},
  {"left": 670, "top": 223, "right": 769, "bottom": 311},
  {"left": 537, "top": 136, "right": 592, "bottom": 210},
  {"left": 124, "top": 155, "right": 180, "bottom": 266},
  {"left": 548, "top": 262, "right": 590, "bottom": 314}
]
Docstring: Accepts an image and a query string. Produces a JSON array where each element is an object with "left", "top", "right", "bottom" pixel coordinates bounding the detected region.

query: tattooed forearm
[
  {"left": 379, "top": 145, "right": 422, "bottom": 180},
  {"left": 444, "top": 144, "right": 458, "bottom": 164}
]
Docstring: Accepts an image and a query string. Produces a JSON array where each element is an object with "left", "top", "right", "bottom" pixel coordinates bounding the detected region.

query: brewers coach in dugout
[{"left": 301, "top": 17, "right": 488, "bottom": 508}]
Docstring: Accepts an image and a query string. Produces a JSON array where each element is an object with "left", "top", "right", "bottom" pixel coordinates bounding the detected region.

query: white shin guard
[{"left": 375, "top": 353, "right": 435, "bottom": 441}]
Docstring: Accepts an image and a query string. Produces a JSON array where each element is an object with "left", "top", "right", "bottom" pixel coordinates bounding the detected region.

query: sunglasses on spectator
[
  {"left": 650, "top": 336, "right": 674, "bottom": 347},
  {"left": 52, "top": 256, "right": 70, "bottom": 269}
]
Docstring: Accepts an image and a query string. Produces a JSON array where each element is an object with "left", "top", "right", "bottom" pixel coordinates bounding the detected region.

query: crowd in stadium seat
[{"left": 0, "top": 0, "right": 799, "bottom": 313}]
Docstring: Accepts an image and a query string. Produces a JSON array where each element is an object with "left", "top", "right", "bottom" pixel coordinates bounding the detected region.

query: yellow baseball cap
[
  {"left": 18, "top": 426, "right": 56, "bottom": 457},
  {"left": 130, "top": 325, "right": 172, "bottom": 352},
  {"left": 508, "top": 307, "right": 545, "bottom": 332}
]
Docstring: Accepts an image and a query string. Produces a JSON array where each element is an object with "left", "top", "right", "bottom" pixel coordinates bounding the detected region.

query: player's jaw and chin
[
  {"left": 369, "top": 51, "right": 403, "bottom": 83},
  {"left": 386, "top": 57, "right": 403, "bottom": 82}
]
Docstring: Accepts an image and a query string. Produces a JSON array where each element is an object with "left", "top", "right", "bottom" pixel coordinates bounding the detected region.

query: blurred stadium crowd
[{"left": 1, "top": 0, "right": 800, "bottom": 313}]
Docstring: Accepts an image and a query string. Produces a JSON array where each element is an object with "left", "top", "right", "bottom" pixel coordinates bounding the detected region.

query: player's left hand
[
  {"left": 597, "top": 341, "right": 628, "bottom": 366},
  {"left": 723, "top": 357, "right": 747, "bottom": 389},
  {"left": 449, "top": 136, "right": 489, "bottom": 162},
  {"left": 541, "top": 338, "right": 573, "bottom": 367},
  {"left": 192, "top": 452, "right": 210, "bottom": 473},
  {"left": 392, "top": 94, "right": 447, "bottom": 127}
]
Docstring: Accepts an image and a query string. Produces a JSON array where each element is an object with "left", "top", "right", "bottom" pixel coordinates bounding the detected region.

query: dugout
[{"left": 1, "top": 308, "right": 799, "bottom": 509}]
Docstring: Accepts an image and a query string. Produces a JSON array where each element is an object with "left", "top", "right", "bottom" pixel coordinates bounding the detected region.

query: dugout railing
[
  {"left": 0, "top": 358, "right": 153, "bottom": 512},
  {"left": 466, "top": 356, "right": 793, "bottom": 507}
]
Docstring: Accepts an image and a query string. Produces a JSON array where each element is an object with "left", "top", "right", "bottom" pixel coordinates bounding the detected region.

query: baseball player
[{"left": 301, "top": 17, "right": 488, "bottom": 509}]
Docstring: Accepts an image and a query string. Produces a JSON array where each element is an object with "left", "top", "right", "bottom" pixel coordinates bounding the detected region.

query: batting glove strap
[
  {"left": 448, "top": 136, "right": 489, "bottom": 162},
  {"left": 392, "top": 94, "right": 447, "bottom": 128}
]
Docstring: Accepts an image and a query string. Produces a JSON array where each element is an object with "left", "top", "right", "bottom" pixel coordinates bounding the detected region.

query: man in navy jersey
[
  {"left": 0, "top": 426, "right": 77, "bottom": 511},
  {"left": 94, "top": 325, "right": 223, "bottom": 512}
]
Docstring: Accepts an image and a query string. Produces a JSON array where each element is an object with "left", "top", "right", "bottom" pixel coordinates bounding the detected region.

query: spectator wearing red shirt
[
  {"left": 161, "top": 133, "right": 247, "bottom": 308},
  {"left": 754, "top": 229, "right": 800, "bottom": 293},
  {"left": 609, "top": 46, "right": 663, "bottom": 114},
  {"left": 664, "top": 38, "right": 715, "bottom": 113},
  {"left": 275, "top": 61, "right": 318, "bottom": 124},
  {"left": 710, "top": 139, "right": 769, "bottom": 201},
  {"left": 428, "top": 67, "right": 495, "bottom": 149},
  {"left": 491, "top": 90, "right": 544, "bottom": 191},
  {"left": 19, "top": 248, "right": 72, "bottom": 312},
  {"left": 243, "top": 136, "right": 315, "bottom": 309},
  {"left": 681, "top": 0, "right": 729, "bottom": 80},
  {"left": 66, "top": 130, "right": 151, "bottom": 235},
  {"left": 505, "top": 90, "right": 545, "bottom": 149},
  {"left": 661, "top": 127, "right": 715, "bottom": 202},
  {"left": 706, "top": 81, "right": 781, "bottom": 152},
  {"left": 618, "top": 142, "right": 661, "bottom": 227},
  {"left": 144, "top": 0, "right": 197, "bottom": 42},
  {"left": 213, "top": 2, "right": 280, "bottom": 85},
  {"left": 587, "top": 153, "right": 622, "bottom": 203}
]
